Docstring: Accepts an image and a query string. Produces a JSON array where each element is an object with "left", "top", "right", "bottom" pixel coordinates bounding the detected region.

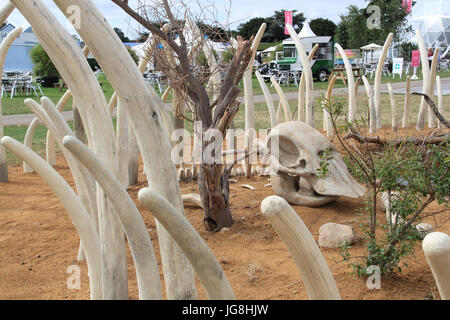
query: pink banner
[
  {"left": 402, "top": 0, "right": 412, "bottom": 13},
  {"left": 284, "top": 11, "right": 293, "bottom": 35},
  {"left": 411, "top": 50, "right": 421, "bottom": 67}
]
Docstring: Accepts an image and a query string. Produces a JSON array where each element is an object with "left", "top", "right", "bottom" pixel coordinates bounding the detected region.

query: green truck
[{"left": 268, "top": 22, "right": 334, "bottom": 82}]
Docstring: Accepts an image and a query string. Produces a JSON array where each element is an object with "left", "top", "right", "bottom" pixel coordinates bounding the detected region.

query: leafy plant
[
  {"left": 126, "top": 46, "right": 140, "bottom": 65},
  {"left": 323, "top": 97, "right": 450, "bottom": 276},
  {"left": 29, "top": 44, "right": 60, "bottom": 78}
]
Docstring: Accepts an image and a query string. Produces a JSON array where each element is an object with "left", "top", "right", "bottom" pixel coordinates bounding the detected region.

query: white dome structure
[{"left": 411, "top": 0, "right": 450, "bottom": 48}]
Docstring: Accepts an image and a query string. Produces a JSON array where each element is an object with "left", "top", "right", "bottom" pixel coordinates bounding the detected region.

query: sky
[{"left": 6, "top": 0, "right": 368, "bottom": 39}]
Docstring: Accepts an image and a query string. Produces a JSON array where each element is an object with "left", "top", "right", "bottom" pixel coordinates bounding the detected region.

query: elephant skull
[{"left": 266, "top": 121, "right": 365, "bottom": 207}]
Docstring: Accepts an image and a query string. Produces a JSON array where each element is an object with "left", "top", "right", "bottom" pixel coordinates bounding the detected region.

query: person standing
[{"left": 428, "top": 48, "right": 433, "bottom": 69}]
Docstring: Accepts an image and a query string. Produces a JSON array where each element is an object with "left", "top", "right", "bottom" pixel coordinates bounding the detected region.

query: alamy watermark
[
  {"left": 67, "top": 264, "right": 81, "bottom": 290},
  {"left": 67, "top": 5, "right": 81, "bottom": 30},
  {"left": 367, "top": 5, "right": 381, "bottom": 30},
  {"left": 366, "top": 265, "right": 381, "bottom": 290},
  {"left": 170, "top": 123, "right": 277, "bottom": 167}
]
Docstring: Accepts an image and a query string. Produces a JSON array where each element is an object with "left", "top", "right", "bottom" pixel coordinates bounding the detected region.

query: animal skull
[{"left": 266, "top": 121, "right": 365, "bottom": 207}]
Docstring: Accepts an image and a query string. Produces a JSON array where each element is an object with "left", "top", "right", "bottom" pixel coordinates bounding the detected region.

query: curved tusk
[
  {"left": 401, "top": 76, "right": 411, "bottom": 128},
  {"left": 270, "top": 76, "right": 293, "bottom": 122},
  {"left": 26, "top": 98, "right": 99, "bottom": 230},
  {"left": 361, "top": 75, "right": 376, "bottom": 134},
  {"left": 1, "top": 136, "right": 102, "bottom": 300},
  {"left": 28, "top": 96, "right": 99, "bottom": 261},
  {"left": 415, "top": 30, "right": 430, "bottom": 130},
  {"left": 46, "top": 89, "right": 72, "bottom": 166},
  {"left": 255, "top": 71, "right": 277, "bottom": 128},
  {"left": 324, "top": 75, "right": 337, "bottom": 137},
  {"left": 23, "top": 117, "right": 40, "bottom": 173},
  {"left": 182, "top": 193, "right": 203, "bottom": 209},
  {"left": 335, "top": 43, "right": 356, "bottom": 122},
  {"left": 261, "top": 196, "right": 341, "bottom": 300},
  {"left": 299, "top": 44, "right": 319, "bottom": 122},
  {"left": 374, "top": 33, "right": 393, "bottom": 129},
  {"left": 243, "top": 24, "right": 266, "bottom": 177},
  {"left": 13, "top": 0, "right": 128, "bottom": 298},
  {"left": 436, "top": 76, "right": 443, "bottom": 130},
  {"left": 287, "top": 24, "right": 314, "bottom": 127},
  {"left": 138, "top": 188, "right": 235, "bottom": 300},
  {"left": 387, "top": 83, "right": 398, "bottom": 132},
  {"left": 46, "top": 46, "right": 90, "bottom": 166},
  {"left": 0, "top": 1, "right": 14, "bottom": 25},
  {"left": 422, "top": 232, "right": 450, "bottom": 300},
  {"left": 53, "top": 0, "right": 196, "bottom": 299},
  {"left": 0, "top": 25, "right": 23, "bottom": 182},
  {"left": 427, "top": 48, "right": 439, "bottom": 128},
  {"left": 62, "top": 136, "right": 162, "bottom": 300}
]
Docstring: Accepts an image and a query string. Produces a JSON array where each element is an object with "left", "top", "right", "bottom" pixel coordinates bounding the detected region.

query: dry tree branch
[
  {"left": 344, "top": 131, "right": 449, "bottom": 146},
  {"left": 412, "top": 92, "right": 450, "bottom": 129}
]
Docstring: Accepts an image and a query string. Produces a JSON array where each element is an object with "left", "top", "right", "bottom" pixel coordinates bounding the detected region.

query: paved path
[{"left": 3, "top": 77, "right": 450, "bottom": 126}]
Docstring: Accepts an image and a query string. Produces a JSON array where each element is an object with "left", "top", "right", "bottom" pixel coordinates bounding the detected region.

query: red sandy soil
[{"left": 0, "top": 127, "right": 448, "bottom": 300}]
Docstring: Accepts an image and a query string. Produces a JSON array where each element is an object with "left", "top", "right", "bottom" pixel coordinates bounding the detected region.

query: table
[
  {"left": 328, "top": 67, "right": 362, "bottom": 85},
  {"left": 273, "top": 70, "right": 301, "bottom": 87}
]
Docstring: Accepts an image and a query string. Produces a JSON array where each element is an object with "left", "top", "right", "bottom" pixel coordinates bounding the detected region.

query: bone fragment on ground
[{"left": 240, "top": 184, "right": 256, "bottom": 191}]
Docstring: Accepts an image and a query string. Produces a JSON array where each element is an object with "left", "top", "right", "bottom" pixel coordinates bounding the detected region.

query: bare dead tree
[{"left": 112, "top": 0, "right": 254, "bottom": 232}]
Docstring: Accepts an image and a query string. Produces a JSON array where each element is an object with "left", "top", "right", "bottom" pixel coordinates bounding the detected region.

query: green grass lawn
[
  {"left": 1, "top": 74, "right": 115, "bottom": 116},
  {"left": 2, "top": 70, "right": 449, "bottom": 165},
  {"left": 4, "top": 70, "right": 449, "bottom": 116},
  {"left": 3, "top": 122, "right": 72, "bottom": 165},
  {"left": 242, "top": 69, "right": 450, "bottom": 96}
]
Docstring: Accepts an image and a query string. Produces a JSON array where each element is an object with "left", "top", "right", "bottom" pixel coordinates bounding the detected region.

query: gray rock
[{"left": 318, "top": 223, "right": 355, "bottom": 248}]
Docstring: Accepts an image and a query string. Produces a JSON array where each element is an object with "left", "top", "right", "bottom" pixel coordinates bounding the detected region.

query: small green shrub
[
  {"left": 29, "top": 44, "right": 60, "bottom": 78},
  {"left": 322, "top": 97, "right": 450, "bottom": 277}
]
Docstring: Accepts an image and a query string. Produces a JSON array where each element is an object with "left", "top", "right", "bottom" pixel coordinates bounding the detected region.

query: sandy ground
[{"left": 0, "top": 127, "right": 448, "bottom": 300}]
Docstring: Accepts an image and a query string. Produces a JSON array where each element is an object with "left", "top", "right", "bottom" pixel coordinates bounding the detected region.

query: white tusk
[
  {"left": 63, "top": 136, "right": 162, "bottom": 300},
  {"left": 261, "top": 196, "right": 341, "bottom": 300},
  {"left": 1, "top": 136, "right": 102, "bottom": 299},
  {"left": 138, "top": 188, "right": 235, "bottom": 300},
  {"left": 422, "top": 232, "right": 450, "bottom": 300}
]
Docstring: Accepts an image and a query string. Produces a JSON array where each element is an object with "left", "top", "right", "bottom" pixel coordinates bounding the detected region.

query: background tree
[
  {"left": 335, "top": 1, "right": 411, "bottom": 48},
  {"left": 263, "top": 10, "right": 305, "bottom": 42},
  {"left": 29, "top": 43, "right": 60, "bottom": 79},
  {"left": 310, "top": 18, "right": 337, "bottom": 37},
  {"left": 112, "top": 0, "right": 255, "bottom": 233},
  {"left": 236, "top": 10, "right": 305, "bottom": 43},
  {"left": 398, "top": 41, "right": 418, "bottom": 61},
  {"left": 335, "top": 5, "right": 368, "bottom": 49},
  {"left": 366, "top": 0, "right": 411, "bottom": 44},
  {"left": 114, "top": 27, "right": 131, "bottom": 42},
  {"left": 136, "top": 31, "right": 150, "bottom": 42},
  {"left": 197, "top": 21, "right": 227, "bottom": 41},
  {"left": 237, "top": 17, "right": 266, "bottom": 41}
]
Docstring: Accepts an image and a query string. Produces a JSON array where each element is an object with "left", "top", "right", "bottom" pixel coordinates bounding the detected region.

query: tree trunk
[{"left": 198, "top": 163, "right": 233, "bottom": 233}]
